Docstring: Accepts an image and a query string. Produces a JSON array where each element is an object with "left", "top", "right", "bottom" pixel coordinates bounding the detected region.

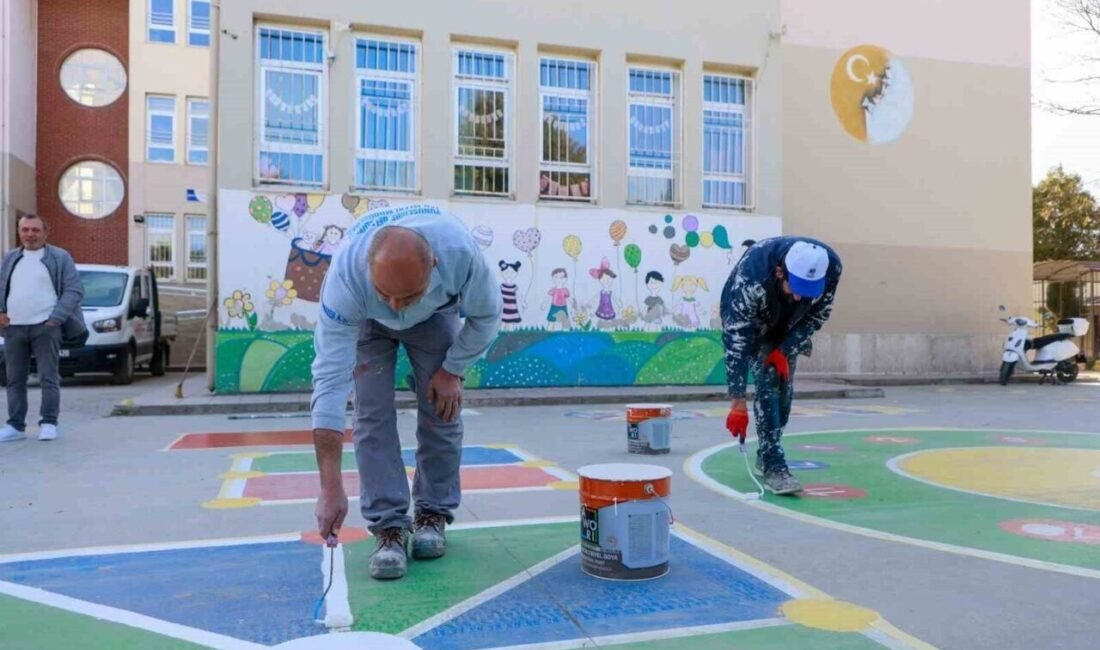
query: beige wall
[
  {"left": 780, "top": 0, "right": 1032, "bottom": 373},
  {"left": 128, "top": 0, "right": 210, "bottom": 281},
  {"left": 1, "top": 0, "right": 38, "bottom": 250}
]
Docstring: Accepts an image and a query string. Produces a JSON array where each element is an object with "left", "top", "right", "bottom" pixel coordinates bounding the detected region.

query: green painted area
[
  {"left": 703, "top": 429, "right": 1100, "bottom": 570},
  {"left": 0, "top": 594, "right": 206, "bottom": 650},
  {"left": 253, "top": 451, "right": 356, "bottom": 474},
  {"left": 346, "top": 523, "right": 578, "bottom": 634},
  {"left": 609, "top": 624, "right": 884, "bottom": 649}
]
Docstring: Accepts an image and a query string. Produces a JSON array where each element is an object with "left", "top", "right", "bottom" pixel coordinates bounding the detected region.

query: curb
[{"left": 110, "top": 386, "right": 884, "bottom": 417}]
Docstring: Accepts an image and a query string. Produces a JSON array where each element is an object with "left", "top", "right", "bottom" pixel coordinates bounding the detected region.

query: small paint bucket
[
  {"left": 626, "top": 404, "right": 672, "bottom": 455},
  {"left": 578, "top": 463, "right": 672, "bottom": 581}
]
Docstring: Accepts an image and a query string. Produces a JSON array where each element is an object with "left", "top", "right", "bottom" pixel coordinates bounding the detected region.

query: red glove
[
  {"left": 726, "top": 405, "right": 749, "bottom": 443},
  {"left": 765, "top": 349, "right": 790, "bottom": 383}
]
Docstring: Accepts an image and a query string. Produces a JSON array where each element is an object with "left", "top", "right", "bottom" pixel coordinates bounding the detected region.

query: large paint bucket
[
  {"left": 578, "top": 463, "right": 672, "bottom": 580},
  {"left": 626, "top": 404, "right": 671, "bottom": 455}
]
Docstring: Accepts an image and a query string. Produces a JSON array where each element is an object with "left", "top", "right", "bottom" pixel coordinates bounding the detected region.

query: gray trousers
[
  {"left": 4, "top": 323, "right": 61, "bottom": 431},
  {"left": 353, "top": 310, "right": 463, "bottom": 534}
]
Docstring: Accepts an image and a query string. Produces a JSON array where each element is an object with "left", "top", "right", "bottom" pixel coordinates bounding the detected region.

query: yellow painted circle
[
  {"left": 830, "top": 44, "right": 913, "bottom": 144},
  {"left": 781, "top": 599, "right": 880, "bottom": 632},
  {"left": 202, "top": 497, "right": 262, "bottom": 509},
  {"left": 896, "top": 447, "right": 1100, "bottom": 511}
]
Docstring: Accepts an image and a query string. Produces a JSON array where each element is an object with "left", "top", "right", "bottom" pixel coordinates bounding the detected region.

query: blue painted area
[
  {"left": 413, "top": 536, "right": 789, "bottom": 649},
  {"left": 402, "top": 446, "right": 522, "bottom": 468},
  {"left": 787, "top": 460, "right": 830, "bottom": 470},
  {"left": 0, "top": 542, "right": 323, "bottom": 646}
]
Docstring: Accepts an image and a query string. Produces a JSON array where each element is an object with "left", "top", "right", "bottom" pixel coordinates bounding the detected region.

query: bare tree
[{"left": 1045, "top": 0, "right": 1100, "bottom": 115}]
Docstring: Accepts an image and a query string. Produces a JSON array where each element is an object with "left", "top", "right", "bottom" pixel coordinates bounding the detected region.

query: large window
[
  {"left": 703, "top": 74, "right": 753, "bottom": 209},
  {"left": 147, "top": 95, "right": 176, "bottom": 163},
  {"left": 59, "top": 49, "right": 127, "bottom": 108},
  {"left": 146, "top": 214, "right": 175, "bottom": 281},
  {"left": 627, "top": 67, "right": 680, "bottom": 206},
  {"left": 256, "top": 27, "right": 326, "bottom": 187},
  {"left": 539, "top": 57, "right": 595, "bottom": 202},
  {"left": 186, "top": 215, "right": 207, "bottom": 281},
  {"left": 148, "top": 0, "right": 176, "bottom": 44},
  {"left": 453, "top": 48, "right": 513, "bottom": 196},
  {"left": 58, "top": 161, "right": 125, "bottom": 220},
  {"left": 187, "top": 98, "right": 209, "bottom": 165},
  {"left": 189, "top": 0, "right": 210, "bottom": 47},
  {"left": 355, "top": 38, "right": 418, "bottom": 193}
]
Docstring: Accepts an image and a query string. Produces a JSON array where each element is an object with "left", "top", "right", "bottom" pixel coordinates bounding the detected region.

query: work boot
[
  {"left": 369, "top": 527, "right": 408, "bottom": 580},
  {"left": 754, "top": 456, "right": 765, "bottom": 475},
  {"left": 763, "top": 468, "right": 803, "bottom": 495},
  {"left": 412, "top": 512, "right": 447, "bottom": 559}
]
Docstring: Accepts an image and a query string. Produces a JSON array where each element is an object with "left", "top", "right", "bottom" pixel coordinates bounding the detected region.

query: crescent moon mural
[{"left": 831, "top": 44, "right": 914, "bottom": 144}]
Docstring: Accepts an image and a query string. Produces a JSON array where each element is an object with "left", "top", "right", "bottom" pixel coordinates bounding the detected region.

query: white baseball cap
[{"left": 784, "top": 241, "right": 829, "bottom": 298}]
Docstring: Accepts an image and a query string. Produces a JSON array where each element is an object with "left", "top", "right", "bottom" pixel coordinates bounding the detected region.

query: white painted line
[
  {"left": 0, "top": 533, "right": 302, "bottom": 564},
  {"left": 449, "top": 516, "right": 577, "bottom": 531},
  {"left": 398, "top": 546, "right": 580, "bottom": 640},
  {"left": 0, "top": 580, "right": 266, "bottom": 650},
  {"left": 685, "top": 440, "right": 1100, "bottom": 582},
  {"left": 542, "top": 466, "right": 579, "bottom": 482},
  {"left": 257, "top": 486, "right": 562, "bottom": 507},
  {"left": 322, "top": 544, "right": 352, "bottom": 629},
  {"left": 490, "top": 619, "right": 790, "bottom": 650}
]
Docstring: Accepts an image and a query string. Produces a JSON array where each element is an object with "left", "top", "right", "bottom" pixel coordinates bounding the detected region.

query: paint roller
[{"left": 313, "top": 535, "right": 353, "bottom": 629}]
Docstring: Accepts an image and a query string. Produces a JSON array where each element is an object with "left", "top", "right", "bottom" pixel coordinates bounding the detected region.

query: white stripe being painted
[
  {"left": 489, "top": 618, "right": 790, "bottom": 650},
  {"left": 0, "top": 580, "right": 266, "bottom": 650},
  {"left": 449, "top": 516, "right": 577, "bottom": 531},
  {"left": 321, "top": 544, "right": 352, "bottom": 629},
  {"left": 0, "top": 533, "right": 302, "bottom": 565},
  {"left": 398, "top": 546, "right": 581, "bottom": 640},
  {"left": 684, "top": 439, "right": 1100, "bottom": 582}
]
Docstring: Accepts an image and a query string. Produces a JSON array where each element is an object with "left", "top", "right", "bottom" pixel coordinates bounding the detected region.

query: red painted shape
[
  {"left": 300, "top": 527, "right": 371, "bottom": 546},
  {"left": 169, "top": 429, "right": 353, "bottom": 450},
  {"left": 243, "top": 465, "right": 559, "bottom": 501},
  {"left": 801, "top": 483, "right": 868, "bottom": 500},
  {"left": 1000, "top": 519, "right": 1100, "bottom": 545}
]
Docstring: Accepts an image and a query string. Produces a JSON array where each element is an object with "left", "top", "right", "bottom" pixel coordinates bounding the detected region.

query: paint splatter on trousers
[{"left": 752, "top": 354, "right": 797, "bottom": 473}]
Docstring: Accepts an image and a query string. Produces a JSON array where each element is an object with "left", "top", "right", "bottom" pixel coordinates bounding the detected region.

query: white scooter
[{"left": 998, "top": 307, "right": 1089, "bottom": 385}]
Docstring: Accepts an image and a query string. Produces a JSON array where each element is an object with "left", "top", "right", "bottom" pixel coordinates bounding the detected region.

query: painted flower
[
  {"left": 621, "top": 305, "right": 638, "bottom": 321},
  {"left": 223, "top": 290, "right": 254, "bottom": 318},
  {"left": 573, "top": 308, "right": 591, "bottom": 328},
  {"left": 266, "top": 279, "right": 298, "bottom": 306}
]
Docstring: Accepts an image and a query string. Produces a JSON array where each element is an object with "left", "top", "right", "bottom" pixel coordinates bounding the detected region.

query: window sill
[
  {"left": 147, "top": 159, "right": 179, "bottom": 166},
  {"left": 349, "top": 187, "right": 421, "bottom": 198},
  {"left": 450, "top": 193, "right": 516, "bottom": 202},
  {"left": 537, "top": 198, "right": 599, "bottom": 208},
  {"left": 252, "top": 181, "right": 328, "bottom": 194}
]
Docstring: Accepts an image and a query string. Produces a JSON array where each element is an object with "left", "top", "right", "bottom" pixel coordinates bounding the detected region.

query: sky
[{"left": 1032, "top": 0, "right": 1100, "bottom": 190}]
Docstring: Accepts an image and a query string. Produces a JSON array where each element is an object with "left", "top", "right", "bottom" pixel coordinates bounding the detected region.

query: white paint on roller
[
  {"left": 273, "top": 631, "right": 421, "bottom": 648},
  {"left": 322, "top": 544, "right": 353, "bottom": 629},
  {"left": 0, "top": 580, "right": 266, "bottom": 650},
  {"left": 576, "top": 463, "right": 672, "bottom": 481}
]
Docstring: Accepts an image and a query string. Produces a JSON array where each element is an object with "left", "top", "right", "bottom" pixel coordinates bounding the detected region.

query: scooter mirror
[{"left": 998, "top": 305, "right": 1006, "bottom": 312}]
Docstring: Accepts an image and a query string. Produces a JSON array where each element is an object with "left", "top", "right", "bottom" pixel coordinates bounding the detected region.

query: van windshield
[{"left": 80, "top": 271, "right": 129, "bottom": 307}]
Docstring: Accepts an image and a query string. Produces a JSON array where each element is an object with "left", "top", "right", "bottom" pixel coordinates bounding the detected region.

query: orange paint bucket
[
  {"left": 578, "top": 463, "right": 672, "bottom": 580},
  {"left": 626, "top": 404, "right": 672, "bottom": 454}
]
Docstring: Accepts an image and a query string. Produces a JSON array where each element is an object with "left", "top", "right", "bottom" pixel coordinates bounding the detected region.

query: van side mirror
[{"left": 132, "top": 298, "right": 150, "bottom": 318}]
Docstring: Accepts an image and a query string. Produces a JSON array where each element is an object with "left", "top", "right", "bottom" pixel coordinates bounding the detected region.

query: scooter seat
[{"left": 1026, "top": 333, "right": 1074, "bottom": 351}]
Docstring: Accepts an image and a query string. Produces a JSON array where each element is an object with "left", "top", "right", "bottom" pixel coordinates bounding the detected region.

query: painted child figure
[
  {"left": 588, "top": 258, "right": 621, "bottom": 330},
  {"left": 498, "top": 260, "right": 524, "bottom": 331},
  {"left": 312, "top": 225, "right": 346, "bottom": 256},
  {"left": 641, "top": 271, "right": 669, "bottom": 332},
  {"left": 672, "top": 275, "right": 708, "bottom": 330},
  {"left": 541, "top": 268, "right": 571, "bottom": 331}
]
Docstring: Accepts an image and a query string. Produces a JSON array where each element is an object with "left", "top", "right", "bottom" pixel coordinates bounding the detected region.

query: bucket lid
[
  {"left": 625, "top": 403, "right": 673, "bottom": 410},
  {"left": 577, "top": 463, "right": 673, "bottom": 481}
]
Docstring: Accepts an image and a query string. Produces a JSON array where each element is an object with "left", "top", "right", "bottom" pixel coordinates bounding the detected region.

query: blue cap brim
[{"left": 788, "top": 274, "right": 826, "bottom": 299}]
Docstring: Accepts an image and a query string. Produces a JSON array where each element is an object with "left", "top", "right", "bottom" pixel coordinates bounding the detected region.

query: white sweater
[{"left": 7, "top": 248, "right": 58, "bottom": 325}]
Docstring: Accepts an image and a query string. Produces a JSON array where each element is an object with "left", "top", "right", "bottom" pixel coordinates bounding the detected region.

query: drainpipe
[
  {"left": 1, "top": 1, "right": 9, "bottom": 252},
  {"left": 205, "top": 1, "right": 220, "bottom": 391}
]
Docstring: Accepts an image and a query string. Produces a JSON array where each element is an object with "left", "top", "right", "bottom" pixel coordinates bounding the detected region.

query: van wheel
[
  {"left": 112, "top": 346, "right": 135, "bottom": 385},
  {"left": 151, "top": 344, "right": 168, "bottom": 377}
]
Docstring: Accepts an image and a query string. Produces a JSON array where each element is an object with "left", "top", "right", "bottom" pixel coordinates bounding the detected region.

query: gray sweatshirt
[{"left": 310, "top": 204, "right": 501, "bottom": 432}]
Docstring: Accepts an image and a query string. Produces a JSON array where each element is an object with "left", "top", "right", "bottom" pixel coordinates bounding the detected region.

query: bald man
[{"left": 311, "top": 204, "right": 501, "bottom": 580}]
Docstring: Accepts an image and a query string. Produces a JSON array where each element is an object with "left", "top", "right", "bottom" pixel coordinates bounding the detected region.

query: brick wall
[{"left": 36, "top": 0, "right": 129, "bottom": 264}]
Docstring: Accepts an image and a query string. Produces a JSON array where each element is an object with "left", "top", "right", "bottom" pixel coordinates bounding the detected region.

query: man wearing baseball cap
[{"left": 720, "top": 237, "right": 843, "bottom": 494}]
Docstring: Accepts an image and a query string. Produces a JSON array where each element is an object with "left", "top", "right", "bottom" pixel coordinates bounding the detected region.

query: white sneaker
[
  {"left": 0, "top": 425, "right": 26, "bottom": 442},
  {"left": 38, "top": 424, "right": 59, "bottom": 441}
]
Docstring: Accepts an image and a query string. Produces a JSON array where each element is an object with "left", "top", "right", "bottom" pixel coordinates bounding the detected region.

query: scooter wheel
[
  {"left": 999, "top": 361, "right": 1016, "bottom": 386},
  {"left": 1055, "top": 360, "right": 1079, "bottom": 384}
]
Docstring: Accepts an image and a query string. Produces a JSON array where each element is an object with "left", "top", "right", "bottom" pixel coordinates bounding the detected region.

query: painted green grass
[{"left": 703, "top": 429, "right": 1100, "bottom": 570}]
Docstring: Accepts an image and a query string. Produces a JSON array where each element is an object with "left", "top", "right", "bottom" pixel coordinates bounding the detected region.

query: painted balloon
[
  {"left": 341, "top": 193, "right": 361, "bottom": 212},
  {"left": 649, "top": 225, "right": 658, "bottom": 234},
  {"left": 700, "top": 231, "right": 715, "bottom": 248},
  {"left": 663, "top": 226, "right": 676, "bottom": 239},
  {"left": 609, "top": 220, "right": 627, "bottom": 245},
  {"left": 248, "top": 196, "right": 273, "bottom": 224},
  {"left": 624, "top": 243, "right": 642, "bottom": 270},
  {"left": 563, "top": 235, "right": 583, "bottom": 261},
  {"left": 271, "top": 211, "right": 291, "bottom": 232},
  {"left": 664, "top": 215, "right": 673, "bottom": 224},
  {"left": 513, "top": 227, "right": 542, "bottom": 255},
  {"left": 354, "top": 201, "right": 369, "bottom": 217},
  {"left": 307, "top": 193, "right": 326, "bottom": 213},
  {"left": 472, "top": 225, "right": 494, "bottom": 250},
  {"left": 712, "top": 225, "right": 732, "bottom": 250},
  {"left": 685, "top": 231, "right": 700, "bottom": 248},
  {"left": 682, "top": 214, "right": 699, "bottom": 232},
  {"left": 670, "top": 243, "right": 690, "bottom": 265},
  {"left": 275, "top": 194, "right": 297, "bottom": 214},
  {"left": 293, "top": 193, "right": 309, "bottom": 217}
]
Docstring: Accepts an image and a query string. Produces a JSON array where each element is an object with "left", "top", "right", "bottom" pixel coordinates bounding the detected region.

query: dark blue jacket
[{"left": 719, "top": 237, "right": 842, "bottom": 398}]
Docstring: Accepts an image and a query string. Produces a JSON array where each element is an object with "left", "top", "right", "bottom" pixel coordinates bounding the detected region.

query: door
[{"left": 132, "top": 272, "right": 156, "bottom": 361}]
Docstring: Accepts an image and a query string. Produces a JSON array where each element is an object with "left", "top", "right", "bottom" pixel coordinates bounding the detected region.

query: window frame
[
  {"left": 146, "top": 94, "right": 177, "bottom": 164},
  {"left": 185, "top": 214, "right": 208, "bottom": 282},
  {"left": 188, "top": 0, "right": 211, "bottom": 47},
  {"left": 352, "top": 34, "right": 421, "bottom": 194},
  {"left": 451, "top": 45, "right": 515, "bottom": 198},
  {"left": 701, "top": 72, "right": 756, "bottom": 211},
  {"left": 58, "top": 161, "right": 125, "bottom": 220},
  {"left": 148, "top": 0, "right": 176, "bottom": 44},
  {"left": 253, "top": 24, "right": 329, "bottom": 189},
  {"left": 145, "top": 213, "right": 176, "bottom": 282},
  {"left": 59, "top": 49, "right": 128, "bottom": 108},
  {"left": 187, "top": 97, "right": 210, "bottom": 166},
  {"left": 625, "top": 64, "right": 682, "bottom": 208},
  {"left": 537, "top": 55, "right": 597, "bottom": 203}
]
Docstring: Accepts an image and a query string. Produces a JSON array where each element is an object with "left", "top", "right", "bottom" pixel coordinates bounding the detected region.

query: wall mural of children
[
  {"left": 588, "top": 257, "right": 621, "bottom": 330},
  {"left": 641, "top": 271, "right": 670, "bottom": 331},
  {"left": 671, "top": 274, "right": 709, "bottom": 330},
  {"left": 542, "top": 267, "right": 571, "bottom": 331},
  {"left": 499, "top": 260, "right": 524, "bottom": 331},
  {"left": 311, "top": 224, "right": 345, "bottom": 256}
]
